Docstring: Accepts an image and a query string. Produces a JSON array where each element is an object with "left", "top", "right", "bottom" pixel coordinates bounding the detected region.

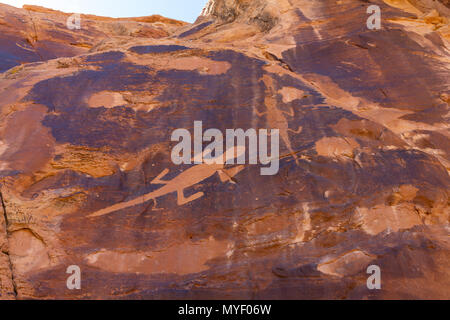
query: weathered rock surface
[
  {"left": 0, "top": 4, "right": 185, "bottom": 73},
  {"left": 0, "top": 0, "right": 449, "bottom": 299}
]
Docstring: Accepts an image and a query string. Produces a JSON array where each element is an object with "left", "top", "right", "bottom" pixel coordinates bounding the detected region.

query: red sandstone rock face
[
  {"left": 0, "top": 0, "right": 449, "bottom": 299},
  {"left": 0, "top": 4, "right": 185, "bottom": 73}
]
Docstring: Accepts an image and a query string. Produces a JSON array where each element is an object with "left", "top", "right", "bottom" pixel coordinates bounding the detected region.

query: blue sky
[{"left": 1, "top": 0, "right": 209, "bottom": 22}]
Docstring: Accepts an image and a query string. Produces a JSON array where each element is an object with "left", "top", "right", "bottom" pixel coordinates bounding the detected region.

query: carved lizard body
[
  {"left": 88, "top": 147, "right": 245, "bottom": 218},
  {"left": 258, "top": 74, "right": 302, "bottom": 164}
]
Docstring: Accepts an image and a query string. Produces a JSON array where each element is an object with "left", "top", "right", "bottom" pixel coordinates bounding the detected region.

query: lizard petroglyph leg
[
  {"left": 288, "top": 126, "right": 303, "bottom": 134},
  {"left": 177, "top": 189, "right": 205, "bottom": 206},
  {"left": 218, "top": 169, "right": 237, "bottom": 184},
  {"left": 151, "top": 168, "right": 170, "bottom": 185},
  {"left": 254, "top": 108, "right": 267, "bottom": 118},
  {"left": 150, "top": 198, "right": 163, "bottom": 211},
  {"left": 283, "top": 107, "right": 295, "bottom": 118}
]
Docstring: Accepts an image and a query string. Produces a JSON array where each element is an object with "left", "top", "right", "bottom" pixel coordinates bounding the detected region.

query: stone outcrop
[
  {"left": 0, "top": 4, "right": 185, "bottom": 73},
  {"left": 0, "top": 0, "right": 449, "bottom": 299}
]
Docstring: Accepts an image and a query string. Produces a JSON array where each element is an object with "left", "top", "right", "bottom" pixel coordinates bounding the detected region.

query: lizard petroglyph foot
[
  {"left": 177, "top": 190, "right": 205, "bottom": 206},
  {"left": 151, "top": 168, "right": 170, "bottom": 185}
]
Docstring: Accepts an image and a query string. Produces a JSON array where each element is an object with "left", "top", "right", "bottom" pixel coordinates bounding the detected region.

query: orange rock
[{"left": 0, "top": 0, "right": 449, "bottom": 300}]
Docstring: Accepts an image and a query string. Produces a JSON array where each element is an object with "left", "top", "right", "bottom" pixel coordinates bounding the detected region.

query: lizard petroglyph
[
  {"left": 257, "top": 74, "right": 302, "bottom": 164},
  {"left": 88, "top": 146, "right": 246, "bottom": 218}
]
